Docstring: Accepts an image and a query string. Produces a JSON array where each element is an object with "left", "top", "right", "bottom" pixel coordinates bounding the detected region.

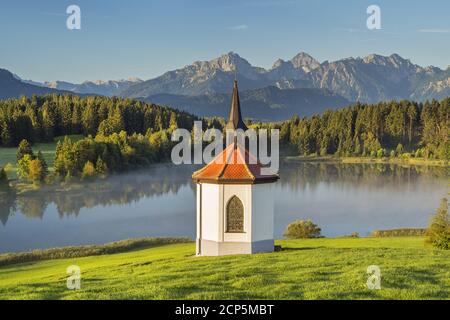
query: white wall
[
  {"left": 251, "top": 184, "right": 274, "bottom": 242},
  {"left": 200, "top": 183, "right": 220, "bottom": 241},
  {"left": 198, "top": 182, "right": 274, "bottom": 245}
]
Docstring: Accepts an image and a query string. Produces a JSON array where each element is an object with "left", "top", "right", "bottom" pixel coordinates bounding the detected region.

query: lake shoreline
[
  {"left": 284, "top": 155, "right": 449, "bottom": 167},
  {"left": 2, "top": 161, "right": 447, "bottom": 254},
  {"left": 8, "top": 156, "right": 448, "bottom": 195},
  {"left": 6, "top": 161, "right": 185, "bottom": 196}
]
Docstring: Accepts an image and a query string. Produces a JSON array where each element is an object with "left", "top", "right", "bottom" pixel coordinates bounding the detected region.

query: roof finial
[{"left": 225, "top": 79, "right": 248, "bottom": 131}]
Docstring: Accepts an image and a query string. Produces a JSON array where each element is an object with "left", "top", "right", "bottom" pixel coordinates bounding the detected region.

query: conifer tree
[
  {"left": 81, "top": 161, "right": 96, "bottom": 180},
  {"left": 17, "top": 154, "right": 32, "bottom": 180},
  {"left": 17, "top": 139, "right": 34, "bottom": 162},
  {"left": 36, "top": 151, "right": 49, "bottom": 178},
  {"left": 1, "top": 122, "right": 13, "bottom": 147},
  {"left": 28, "top": 158, "right": 45, "bottom": 184},
  {"left": 426, "top": 198, "right": 450, "bottom": 250},
  {"left": 95, "top": 157, "right": 108, "bottom": 175}
]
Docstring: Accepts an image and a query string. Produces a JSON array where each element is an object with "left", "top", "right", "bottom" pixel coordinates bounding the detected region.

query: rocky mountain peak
[
  {"left": 362, "top": 53, "right": 417, "bottom": 70},
  {"left": 192, "top": 52, "right": 250, "bottom": 72},
  {"left": 290, "top": 52, "right": 320, "bottom": 71},
  {"left": 363, "top": 54, "right": 385, "bottom": 64},
  {"left": 271, "top": 58, "right": 286, "bottom": 69}
]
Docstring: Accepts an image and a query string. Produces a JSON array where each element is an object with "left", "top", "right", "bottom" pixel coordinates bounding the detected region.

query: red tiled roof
[{"left": 192, "top": 142, "right": 279, "bottom": 184}]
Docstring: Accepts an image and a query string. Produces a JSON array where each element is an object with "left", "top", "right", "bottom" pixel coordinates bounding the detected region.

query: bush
[
  {"left": 284, "top": 220, "right": 322, "bottom": 239},
  {"left": 415, "top": 149, "right": 423, "bottom": 158},
  {"left": 28, "top": 159, "right": 45, "bottom": 184},
  {"left": 426, "top": 198, "right": 450, "bottom": 250},
  {"left": 81, "top": 161, "right": 96, "bottom": 180},
  {"left": 17, "top": 154, "right": 32, "bottom": 180},
  {"left": 371, "top": 228, "right": 427, "bottom": 237},
  {"left": 376, "top": 149, "right": 385, "bottom": 158},
  {"left": 401, "top": 153, "right": 411, "bottom": 159},
  {"left": 3, "top": 163, "right": 14, "bottom": 173},
  {"left": 340, "top": 232, "right": 360, "bottom": 238},
  {"left": 95, "top": 157, "right": 108, "bottom": 175}
]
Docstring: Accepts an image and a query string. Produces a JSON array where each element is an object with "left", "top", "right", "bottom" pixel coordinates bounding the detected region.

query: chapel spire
[{"left": 225, "top": 80, "right": 248, "bottom": 131}]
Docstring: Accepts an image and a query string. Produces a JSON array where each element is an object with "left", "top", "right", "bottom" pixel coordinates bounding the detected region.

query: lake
[{"left": 0, "top": 161, "right": 448, "bottom": 253}]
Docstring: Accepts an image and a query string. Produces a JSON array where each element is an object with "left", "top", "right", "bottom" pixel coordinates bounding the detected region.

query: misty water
[{"left": 0, "top": 161, "right": 448, "bottom": 253}]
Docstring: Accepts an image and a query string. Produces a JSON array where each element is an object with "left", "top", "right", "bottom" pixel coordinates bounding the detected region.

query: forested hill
[
  {"left": 1, "top": 94, "right": 448, "bottom": 161},
  {"left": 0, "top": 94, "right": 198, "bottom": 147},
  {"left": 145, "top": 86, "right": 350, "bottom": 121},
  {"left": 279, "top": 98, "right": 449, "bottom": 160}
]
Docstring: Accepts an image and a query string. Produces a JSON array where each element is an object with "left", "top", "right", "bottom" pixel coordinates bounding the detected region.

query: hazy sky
[{"left": 1, "top": 0, "right": 449, "bottom": 83}]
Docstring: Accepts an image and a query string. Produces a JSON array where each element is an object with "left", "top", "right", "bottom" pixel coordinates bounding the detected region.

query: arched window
[{"left": 226, "top": 196, "right": 244, "bottom": 233}]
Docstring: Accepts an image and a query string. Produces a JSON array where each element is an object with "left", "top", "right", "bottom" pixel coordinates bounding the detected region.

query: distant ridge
[
  {"left": 44, "top": 78, "right": 143, "bottom": 96},
  {"left": 121, "top": 52, "right": 450, "bottom": 103},
  {"left": 6, "top": 52, "right": 449, "bottom": 103},
  {"left": 0, "top": 69, "right": 63, "bottom": 100},
  {"left": 144, "top": 86, "right": 350, "bottom": 121}
]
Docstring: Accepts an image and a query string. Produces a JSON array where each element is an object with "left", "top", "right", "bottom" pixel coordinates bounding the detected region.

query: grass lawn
[{"left": 0, "top": 237, "right": 448, "bottom": 300}]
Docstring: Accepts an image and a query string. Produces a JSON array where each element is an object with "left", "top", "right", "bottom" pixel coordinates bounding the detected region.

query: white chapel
[{"left": 192, "top": 80, "right": 279, "bottom": 256}]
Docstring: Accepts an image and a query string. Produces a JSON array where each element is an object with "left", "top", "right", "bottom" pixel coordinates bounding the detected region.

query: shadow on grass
[
  {"left": 384, "top": 266, "right": 440, "bottom": 290},
  {"left": 281, "top": 247, "right": 323, "bottom": 252},
  {"left": 15, "top": 282, "right": 64, "bottom": 300}
]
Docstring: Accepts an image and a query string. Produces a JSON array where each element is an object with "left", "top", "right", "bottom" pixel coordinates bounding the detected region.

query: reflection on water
[
  {"left": 0, "top": 162, "right": 448, "bottom": 253},
  {"left": 275, "top": 162, "right": 448, "bottom": 239},
  {"left": 1, "top": 164, "right": 195, "bottom": 222}
]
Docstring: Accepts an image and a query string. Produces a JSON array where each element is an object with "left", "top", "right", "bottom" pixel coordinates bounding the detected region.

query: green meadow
[
  {"left": 0, "top": 237, "right": 448, "bottom": 300},
  {"left": 0, "top": 135, "right": 84, "bottom": 178}
]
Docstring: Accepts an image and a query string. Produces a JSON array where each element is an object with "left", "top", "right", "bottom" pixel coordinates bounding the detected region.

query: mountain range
[
  {"left": 11, "top": 74, "right": 143, "bottom": 97},
  {"left": 121, "top": 52, "right": 450, "bottom": 103},
  {"left": 44, "top": 78, "right": 143, "bottom": 96},
  {"left": 1, "top": 51, "right": 449, "bottom": 120}
]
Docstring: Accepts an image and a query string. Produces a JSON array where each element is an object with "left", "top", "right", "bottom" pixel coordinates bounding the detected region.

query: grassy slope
[{"left": 0, "top": 237, "right": 449, "bottom": 300}]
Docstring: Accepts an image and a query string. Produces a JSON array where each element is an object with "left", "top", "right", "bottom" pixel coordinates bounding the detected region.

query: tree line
[
  {"left": 0, "top": 94, "right": 197, "bottom": 147},
  {"left": 1, "top": 95, "right": 449, "bottom": 185},
  {"left": 0, "top": 94, "right": 204, "bottom": 183},
  {"left": 54, "top": 130, "right": 173, "bottom": 181},
  {"left": 278, "top": 98, "right": 449, "bottom": 159}
]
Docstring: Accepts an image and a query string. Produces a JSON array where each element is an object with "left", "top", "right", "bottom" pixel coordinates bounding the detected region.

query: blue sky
[{"left": 0, "top": 0, "right": 449, "bottom": 83}]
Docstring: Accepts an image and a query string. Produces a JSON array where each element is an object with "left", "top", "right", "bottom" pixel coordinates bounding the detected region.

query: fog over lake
[{"left": 0, "top": 162, "right": 448, "bottom": 253}]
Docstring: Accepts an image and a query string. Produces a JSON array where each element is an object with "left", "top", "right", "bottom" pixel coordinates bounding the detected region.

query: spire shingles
[{"left": 225, "top": 80, "right": 248, "bottom": 131}]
